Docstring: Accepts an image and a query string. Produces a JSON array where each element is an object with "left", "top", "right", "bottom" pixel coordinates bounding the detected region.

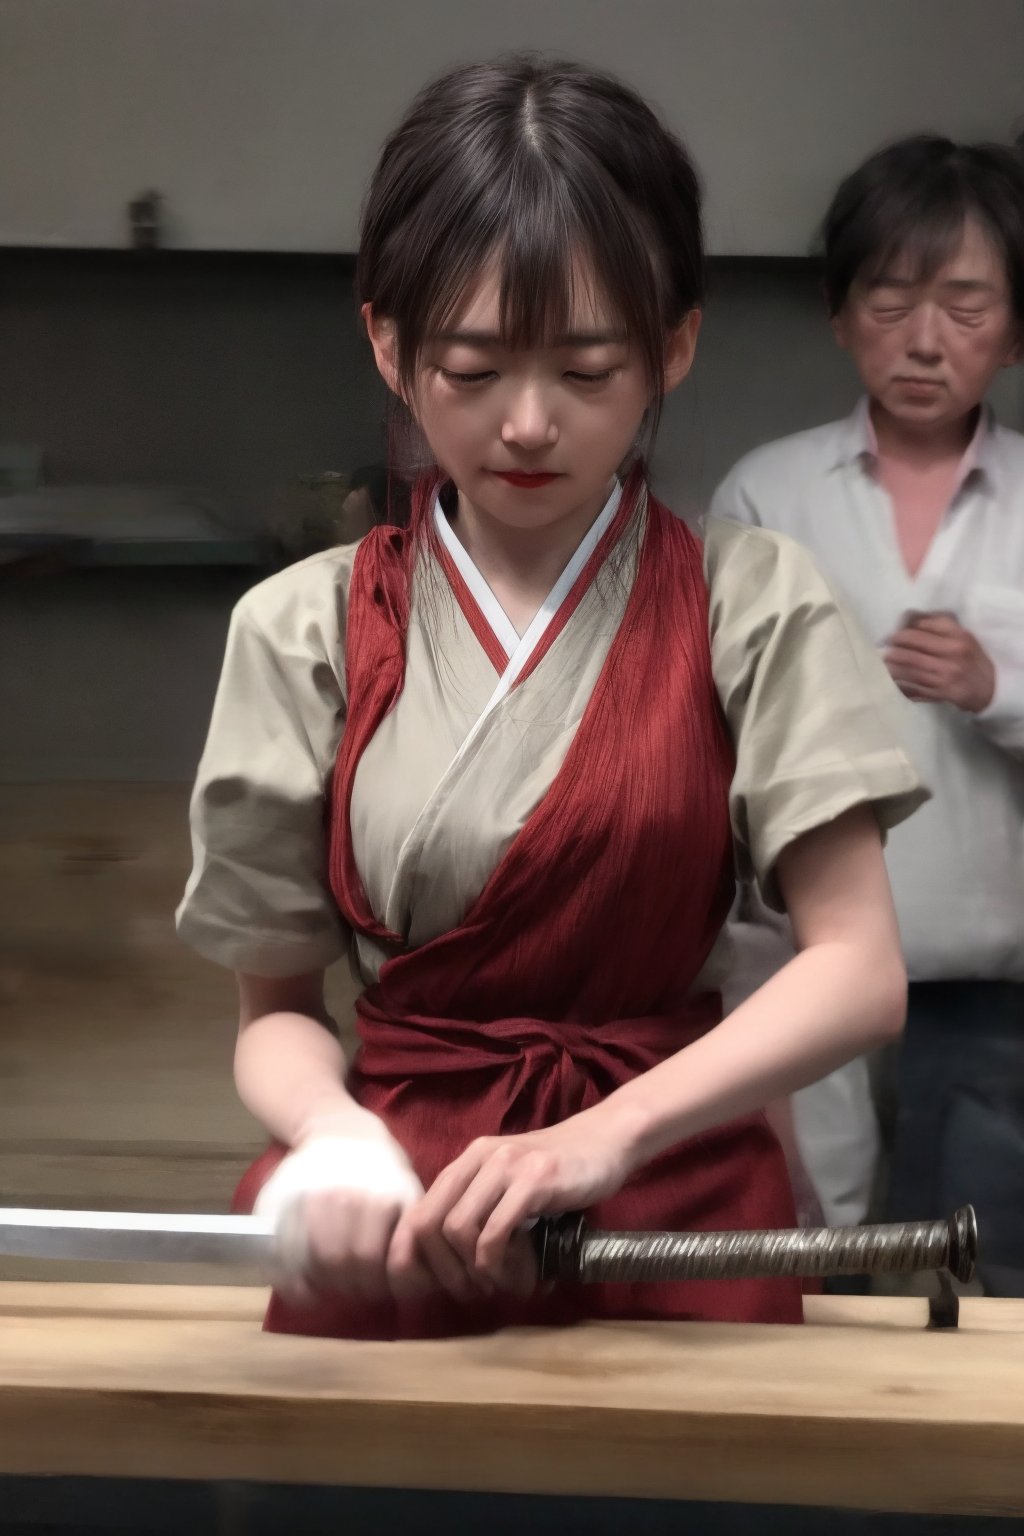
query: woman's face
[
  {"left": 368, "top": 259, "right": 698, "bottom": 533},
  {"left": 833, "top": 216, "right": 1021, "bottom": 439}
]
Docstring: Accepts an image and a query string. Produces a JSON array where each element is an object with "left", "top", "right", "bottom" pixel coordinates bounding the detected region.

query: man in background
[{"left": 712, "top": 136, "right": 1024, "bottom": 1292}]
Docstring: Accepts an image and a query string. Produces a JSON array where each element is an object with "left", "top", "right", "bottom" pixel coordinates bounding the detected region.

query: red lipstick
[{"left": 492, "top": 471, "right": 562, "bottom": 488}]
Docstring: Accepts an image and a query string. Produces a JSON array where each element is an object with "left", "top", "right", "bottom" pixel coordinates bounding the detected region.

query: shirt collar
[
  {"left": 832, "top": 396, "right": 1001, "bottom": 495},
  {"left": 829, "top": 397, "right": 874, "bottom": 470},
  {"left": 969, "top": 405, "right": 1003, "bottom": 494}
]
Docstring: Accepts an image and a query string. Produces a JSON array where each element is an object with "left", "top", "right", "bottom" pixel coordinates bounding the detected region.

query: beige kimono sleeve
[
  {"left": 176, "top": 548, "right": 355, "bottom": 976},
  {"left": 705, "top": 516, "right": 928, "bottom": 911}
]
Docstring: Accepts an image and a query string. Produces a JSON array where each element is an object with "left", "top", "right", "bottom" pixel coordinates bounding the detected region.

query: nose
[
  {"left": 905, "top": 303, "right": 943, "bottom": 365},
  {"left": 501, "top": 384, "right": 558, "bottom": 451}
]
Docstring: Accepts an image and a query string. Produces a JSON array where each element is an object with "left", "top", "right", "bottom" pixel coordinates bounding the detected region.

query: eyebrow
[
  {"left": 432, "top": 329, "right": 629, "bottom": 347},
  {"left": 867, "top": 276, "right": 1000, "bottom": 295}
]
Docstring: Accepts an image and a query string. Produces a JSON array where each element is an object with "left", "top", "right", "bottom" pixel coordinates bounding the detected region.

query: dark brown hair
[
  {"left": 357, "top": 54, "right": 704, "bottom": 459},
  {"left": 822, "top": 135, "right": 1024, "bottom": 322}
]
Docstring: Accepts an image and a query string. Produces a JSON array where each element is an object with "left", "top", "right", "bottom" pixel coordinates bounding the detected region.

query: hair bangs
[
  {"left": 412, "top": 152, "right": 664, "bottom": 379},
  {"left": 863, "top": 196, "right": 969, "bottom": 293},
  {"left": 496, "top": 165, "right": 668, "bottom": 410},
  {"left": 494, "top": 175, "right": 579, "bottom": 354},
  {"left": 390, "top": 206, "right": 501, "bottom": 391}
]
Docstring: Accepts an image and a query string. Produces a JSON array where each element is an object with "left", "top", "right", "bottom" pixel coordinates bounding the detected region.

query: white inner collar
[
  {"left": 427, "top": 477, "right": 624, "bottom": 788},
  {"left": 433, "top": 480, "right": 623, "bottom": 668}
]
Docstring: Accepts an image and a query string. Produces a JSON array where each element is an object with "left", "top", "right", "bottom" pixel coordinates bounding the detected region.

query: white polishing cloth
[{"left": 254, "top": 1135, "right": 425, "bottom": 1225}]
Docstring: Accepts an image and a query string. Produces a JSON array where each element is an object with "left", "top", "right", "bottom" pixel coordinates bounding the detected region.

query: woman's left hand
[{"left": 386, "top": 1112, "right": 635, "bottom": 1301}]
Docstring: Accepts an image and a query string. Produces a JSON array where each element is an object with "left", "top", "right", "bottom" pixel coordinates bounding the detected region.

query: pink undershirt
[{"left": 868, "top": 410, "right": 984, "bottom": 578}]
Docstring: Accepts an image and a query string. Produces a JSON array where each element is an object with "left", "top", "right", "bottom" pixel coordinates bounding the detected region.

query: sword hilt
[{"left": 533, "top": 1206, "right": 978, "bottom": 1329}]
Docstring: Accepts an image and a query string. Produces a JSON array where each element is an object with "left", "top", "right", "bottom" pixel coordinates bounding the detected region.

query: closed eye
[
  {"left": 566, "top": 369, "right": 616, "bottom": 384},
  {"left": 439, "top": 368, "right": 496, "bottom": 386}
]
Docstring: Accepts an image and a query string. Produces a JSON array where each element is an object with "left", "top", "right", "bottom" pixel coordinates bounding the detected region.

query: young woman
[{"left": 177, "top": 56, "right": 924, "bottom": 1339}]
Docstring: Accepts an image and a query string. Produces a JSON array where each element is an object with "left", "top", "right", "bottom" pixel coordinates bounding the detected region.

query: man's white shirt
[{"left": 711, "top": 398, "right": 1024, "bottom": 982}]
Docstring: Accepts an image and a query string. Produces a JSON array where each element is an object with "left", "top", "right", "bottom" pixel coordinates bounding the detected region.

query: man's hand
[{"left": 884, "top": 613, "right": 995, "bottom": 713}]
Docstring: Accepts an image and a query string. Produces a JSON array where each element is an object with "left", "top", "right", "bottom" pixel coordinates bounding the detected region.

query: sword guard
[
  {"left": 533, "top": 1211, "right": 587, "bottom": 1282},
  {"left": 927, "top": 1205, "right": 980, "bottom": 1331},
  {"left": 947, "top": 1204, "right": 979, "bottom": 1283}
]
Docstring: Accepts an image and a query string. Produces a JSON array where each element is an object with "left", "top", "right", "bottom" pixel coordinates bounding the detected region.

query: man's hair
[{"left": 822, "top": 135, "right": 1024, "bottom": 322}]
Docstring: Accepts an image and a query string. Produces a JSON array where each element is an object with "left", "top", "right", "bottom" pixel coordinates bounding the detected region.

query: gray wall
[
  {"left": 1, "top": 568, "right": 255, "bottom": 780},
  {"left": 0, "top": 253, "right": 386, "bottom": 520},
  {"left": 3, "top": 0, "right": 1023, "bottom": 254}
]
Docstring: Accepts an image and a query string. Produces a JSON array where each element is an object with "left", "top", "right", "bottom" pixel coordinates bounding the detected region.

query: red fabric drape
[{"left": 234, "top": 475, "right": 801, "bottom": 1335}]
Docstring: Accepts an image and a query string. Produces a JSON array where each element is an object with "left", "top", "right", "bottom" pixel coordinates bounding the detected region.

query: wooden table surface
[
  {"left": 0, "top": 1283, "right": 1021, "bottom": 1516},
  {"left": 3, "top": 786, "right": 1023, "bottom": 1517}
]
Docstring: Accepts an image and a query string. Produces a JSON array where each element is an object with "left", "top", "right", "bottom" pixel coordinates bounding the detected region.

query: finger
[
  {"left": 500, "top": 1229, "right": 542, "bottom": 1298},
  {"left": 385, "top": 1224, "right": 436, "bottom": 1301},
  {"left": 390, "top": 1145, "right": 486, "bottom": 1259},
  {"left": 300, "top": 1192, "right": 358, "bottom": 1294},
  {"left": 419, "top": 1140, "right": 493, "bottom": 1218},
  {"left": 389, "top": 1141, "right": 496, "bottom": 1277},
  {"left": 905, "top": 613, "right": 960, "bottom": 637},
  {"left": 886, "top": 630, "right": 959, "bottom": 659},
  {"left": 885, "top": 642, "right": 953, "bottom": 678},
  {"left": 475, "top": 1180, "right": 550, "bottom": 1281},
  {"left": 386, "top": 1204, "right": 439, "bottom": 1302},
  {"left": 267, "top": 1199, "right": 316, "bottom": 1302},
  {"left": 272, "top": 1198, "right": 366, "bottom": 1307},
  {"left": 895, "top": 680, "right": 942, "bottom": 703},
  {"left": 302, "top": 1189, "right": 399, "bottom": 1299},
  {"left": 891, "top": 678, "right": 945, "bottom": 701},
  {"left": 415, "top": 1219, "right": 489, "bottom": 1301},
  {"left": 885, "top": 650, "right": 950, "bottom": 687},
  {"left": 343, "top": 1203, "right": 397, "bottom": 1301},
  {"left": 439, "top": 1158, "right": 526, "bottom": 1268},
  {"left": 390, "top": 1200, "right": 485, "bottom": 1302}
]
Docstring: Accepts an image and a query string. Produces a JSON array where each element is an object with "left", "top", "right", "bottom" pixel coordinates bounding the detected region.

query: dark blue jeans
[{"left": 883, "top": 981, "right": 1024, "bottom": 1295}]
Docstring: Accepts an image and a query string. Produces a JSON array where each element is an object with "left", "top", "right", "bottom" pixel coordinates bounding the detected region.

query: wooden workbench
[{"left": 0, "top": 1284, "right": 1021, "bottom": 1517}]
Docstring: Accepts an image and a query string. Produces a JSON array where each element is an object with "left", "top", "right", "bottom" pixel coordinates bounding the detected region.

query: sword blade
[{"left": 0, "top": 1208, "right": 276, "bottom": 1266}]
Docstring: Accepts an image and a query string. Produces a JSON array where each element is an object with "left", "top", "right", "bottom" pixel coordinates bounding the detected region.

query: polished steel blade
[{"left": 0, "top": 1208, "right": 276, "bottom": 1265}]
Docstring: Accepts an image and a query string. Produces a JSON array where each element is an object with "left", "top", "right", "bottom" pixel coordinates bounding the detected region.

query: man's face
[{"left": 833, "top": 216, "right": 1021, "bottom": 439}]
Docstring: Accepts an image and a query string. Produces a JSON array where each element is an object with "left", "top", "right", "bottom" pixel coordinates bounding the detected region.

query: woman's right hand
[{"left": 254, "top": 1105, "right": 424, "bottom": 1304}]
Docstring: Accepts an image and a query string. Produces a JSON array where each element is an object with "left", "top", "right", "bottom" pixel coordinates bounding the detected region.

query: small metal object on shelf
[{"left": 128, "top": 189, "right": 163, "bottom": 250}]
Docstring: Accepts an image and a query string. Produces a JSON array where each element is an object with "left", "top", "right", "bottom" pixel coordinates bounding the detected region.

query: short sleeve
[
  {"left": 705, "top": 517, "right": 929, "bottom": 911},
  {"left": 176, "top": 551, "right": 354, "bottom": 976}
]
